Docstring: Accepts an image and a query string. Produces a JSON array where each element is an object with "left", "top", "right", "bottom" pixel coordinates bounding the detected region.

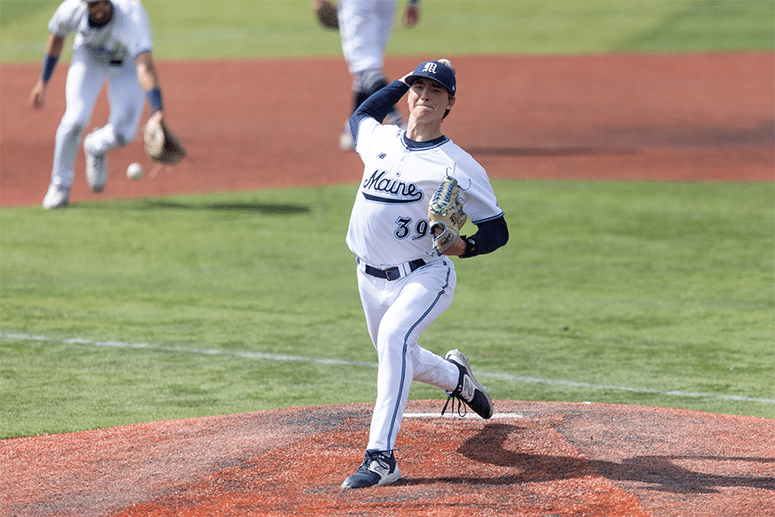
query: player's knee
[
  {"left": 58, "top": 119, "right": 86, "bottom": 141},
  {"left": 114, "top": 132, "right": 133, "bottom": 147},
  {"left": 113, "top": 123, "right": 138, "bottom": 148},
  {"left": 375, "top": 330, "right": 411, "bottom": 356},
  {"left": 356, "top": 69, "right": 388, "bottom": 95},
  {"left": 112, "top": 107, "right": 143, "bottom": 146},
  {"left": 353, "top": 69, "right": 389, "bottom": 110}
]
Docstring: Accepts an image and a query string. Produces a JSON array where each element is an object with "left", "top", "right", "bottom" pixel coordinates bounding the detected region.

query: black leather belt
[{"left": 362, "top": 258, "right": 426, "bottom": 281}]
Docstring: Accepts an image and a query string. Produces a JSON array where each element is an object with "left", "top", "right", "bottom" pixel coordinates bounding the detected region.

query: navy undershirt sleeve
[
  {"left": 468, "top": 215, "right": 509, "bottom": 255},
  {"left": 349, "top": 80, "right": 409, "bottom": 143}
]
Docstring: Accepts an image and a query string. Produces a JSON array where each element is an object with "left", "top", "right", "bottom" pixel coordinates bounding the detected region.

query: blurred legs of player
[
  {"left": 43, "top": 48, "right": 144, "bottom": 206},
  {"left": 82, "top": 59, "right": 144, "bottom": 193},
  {"left": 340, "top": 69, "right": 404, "bottom": 151},
  {"left": 337, "top": 0, "right": 401, "bottom": 151}
]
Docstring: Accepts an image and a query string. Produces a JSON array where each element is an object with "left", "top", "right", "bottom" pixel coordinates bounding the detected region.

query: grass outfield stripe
[{"left": 4, "top": 332, "right": 774, "bottom": 405}]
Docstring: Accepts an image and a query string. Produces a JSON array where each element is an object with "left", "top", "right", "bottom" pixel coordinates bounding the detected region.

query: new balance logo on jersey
[{"left": 362, "top": 170, "right": 423, "bottom": 204}]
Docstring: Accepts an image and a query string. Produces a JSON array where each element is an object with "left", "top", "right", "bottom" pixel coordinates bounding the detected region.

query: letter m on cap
[{"left": 422, "top": 62, "right": 438, "bottom": 74}]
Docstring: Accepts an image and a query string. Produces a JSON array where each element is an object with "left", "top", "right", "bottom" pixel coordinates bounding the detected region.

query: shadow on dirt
[
  {"left": 404, "top": 423, "right": 775, "bottom": 494},
  {"left": 138, "top": 200, "right": 310, "bottom": 214}
]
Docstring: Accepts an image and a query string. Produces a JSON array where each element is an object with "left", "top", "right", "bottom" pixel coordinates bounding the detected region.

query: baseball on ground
[{"left": 126, "top": 162, "right": 143, "bottom": 181}]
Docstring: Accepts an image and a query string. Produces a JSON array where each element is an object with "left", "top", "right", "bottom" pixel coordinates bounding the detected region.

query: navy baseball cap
[{"left": 405, "top": 60, "right": 456, "bottom": 96}]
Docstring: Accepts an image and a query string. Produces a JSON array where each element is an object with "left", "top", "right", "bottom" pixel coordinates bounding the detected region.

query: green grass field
[
  {"left": 2, "top": 182, "right": 773, "bottom": 438},
  {"left": 1, "top": 1, "right": 774, "bottom": 439},
  {"left": 1, "top": 0, "right": 773, "bottom": 62}
]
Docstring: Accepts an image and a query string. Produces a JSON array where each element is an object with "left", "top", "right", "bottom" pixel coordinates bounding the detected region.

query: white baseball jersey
[
  {"left": 46, "top": 0, "right": 153, "bottom": 190},
  {"left": 347, "top": 119, "right": 504, "bottom": 267},
  {"left": 49, "top": 0, "right": 152, "bottom": 65}
]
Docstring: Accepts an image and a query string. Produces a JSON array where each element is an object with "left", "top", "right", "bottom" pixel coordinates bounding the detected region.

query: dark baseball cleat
[
  {"left": 443, "top": 349, "right": 494, "bottom": 419},
  {"left": 341, "top": 449, "right": 401, "bottom": 489}
]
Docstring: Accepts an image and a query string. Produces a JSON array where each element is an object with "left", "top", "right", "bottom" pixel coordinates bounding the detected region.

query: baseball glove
[
  {"left": 144, "top": 115, "right": 186, "bottom": 165},
  {"left": 428, "top": 175, "right": 467, "bottom": 256},
  {"left": 314, "top": 0, "right": 338, "bottom": 29}
]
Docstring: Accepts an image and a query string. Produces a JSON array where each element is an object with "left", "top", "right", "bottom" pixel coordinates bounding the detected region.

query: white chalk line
[{"left": 2, "top": 332, "right": 774, "bottom": 405}]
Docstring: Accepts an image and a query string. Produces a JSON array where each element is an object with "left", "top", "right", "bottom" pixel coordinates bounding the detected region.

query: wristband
[
  {"left": 146, "top": 88, "right": 163, "bottom": 113},
  {"left": 41, "top": 54, "right": 59, "bottom": 83},
  {"left": 460, "top": 236, "right": 477, "bottom": 258}
]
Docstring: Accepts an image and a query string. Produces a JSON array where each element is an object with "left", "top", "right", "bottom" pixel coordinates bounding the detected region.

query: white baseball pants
[
  {"left": 356, "top": 258, "right": 461, "bottom": 452},
  {"left": 50, "top": 47, "right": 144, "bottom": 188}
]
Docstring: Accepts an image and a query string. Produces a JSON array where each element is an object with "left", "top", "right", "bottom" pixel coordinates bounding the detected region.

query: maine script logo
[{"left": 361, "top": 170, "right": 423, "bottom": 204}]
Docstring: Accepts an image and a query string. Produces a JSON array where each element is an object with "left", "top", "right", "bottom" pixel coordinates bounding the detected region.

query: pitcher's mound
[{"left": 2, "top": 400, "right": 773, "bottom": 516}]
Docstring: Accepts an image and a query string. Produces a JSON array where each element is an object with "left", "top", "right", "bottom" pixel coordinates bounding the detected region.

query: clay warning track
[
  {"left": 1, "top": 400, "right": 773, "bottom": 516},
  {"left": 1, "top": 53, "right": 772, "bottom": 209}
]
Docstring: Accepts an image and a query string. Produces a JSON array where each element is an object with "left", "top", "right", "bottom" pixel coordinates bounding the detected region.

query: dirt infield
[
  {"left": 2, "top": 401, "right": 774, "bottom": 516},
  {"left": 1, "top": 53, "right": 772, "bottom": 208},
  {"left": 1, "top": 53, "right": 773, "bottom": 515}
]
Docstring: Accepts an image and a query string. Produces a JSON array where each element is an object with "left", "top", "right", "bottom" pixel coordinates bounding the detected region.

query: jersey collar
[{"left": 402, "top": 132, "right": 449, "bottom": 150}]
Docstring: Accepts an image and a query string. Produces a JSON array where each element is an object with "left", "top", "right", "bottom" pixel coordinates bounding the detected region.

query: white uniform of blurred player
[
  {"left": 30, "top": 0, "right": 170, "bottom": 209},
  {"left": 341, "top": 59, "right": 509, "bottom": 489},
  {"left": 334, "top": 0, "right": 420, "bottom": 151}
]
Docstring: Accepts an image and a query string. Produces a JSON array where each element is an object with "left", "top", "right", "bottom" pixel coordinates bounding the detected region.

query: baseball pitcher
[{"left": 342, "top": 59, "right": 509, "bottom": 489}]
